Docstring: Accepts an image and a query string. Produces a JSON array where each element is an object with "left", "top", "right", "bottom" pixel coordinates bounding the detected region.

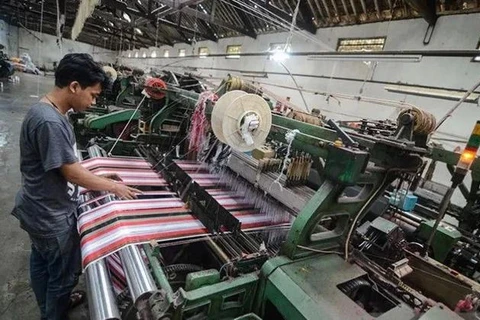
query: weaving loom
[
  {"left": 74, "top": 76, "right": 480, "bottom": 320},
  {"left": 79, "top": 157, "right": 290, "bottom": 268}
]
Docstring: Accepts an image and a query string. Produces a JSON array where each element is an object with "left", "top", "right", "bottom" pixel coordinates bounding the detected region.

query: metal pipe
[
  {"left": 393, "top": 213, "right": 420, "bottom": 228},
  {"left": 423, "top": 186, "right": 456, "bottom": 256},
  {"left": 147, "top": 49, "right": 480, "bottom": 59},
  {"left": 206, "top": 236, "right": 231, "bottom": 264},
  {"left": 398, "top": 210, "right": 424, "bottom": 223},
  {"left": 86, "top": 259, "right": 121, "bottom": 320},
  {"left": 391, "top": 218, "right": 417, "bottom": 234},
  {"left": 142, "top": 244, "right": 174, "bottom": 303},
  {"left": 119, "top": 245, "right": 157, "bottom": 304}
]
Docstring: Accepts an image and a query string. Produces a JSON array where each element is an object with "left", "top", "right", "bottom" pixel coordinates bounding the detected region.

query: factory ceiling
[{"left": 0, "top": 0, "right": 479, "bottom": 51}]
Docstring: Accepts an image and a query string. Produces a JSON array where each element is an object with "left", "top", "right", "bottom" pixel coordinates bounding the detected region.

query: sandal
[{"left": 69, "top": 290, "right": 86, "bottom": 309}]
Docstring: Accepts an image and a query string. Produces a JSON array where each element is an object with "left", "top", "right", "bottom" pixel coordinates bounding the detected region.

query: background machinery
[{"left": 73, "top": 74, "right": 480, "bottom": 320}]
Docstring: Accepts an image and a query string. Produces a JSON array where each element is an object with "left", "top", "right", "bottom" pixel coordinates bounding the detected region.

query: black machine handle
[{"left": 327, "top": 119, "right": 358, "bottom": 148}]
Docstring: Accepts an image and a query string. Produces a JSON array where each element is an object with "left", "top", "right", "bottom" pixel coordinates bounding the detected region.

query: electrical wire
[
  {"left": 435, "top": 78, "right": 480, "bottom": 131},
  {"left": 344, "top": 157, "right": 423, "bottom": 261},
  {"left": 278, "top": 61, "right": 310, "bottom": 112},
  {"left": 225, "top": 0, "right": 333, "bottom": 51},
  {"left": 107, "top": 96, "right": 146, "bottom": 156},
  {"left": 297, "top": 245, "right": 343, "bottom": 255}
]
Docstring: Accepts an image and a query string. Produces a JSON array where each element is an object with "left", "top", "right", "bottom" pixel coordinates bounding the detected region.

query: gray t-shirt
[{"left": 12, "top": 102, "right": 79, "bottom": 237}]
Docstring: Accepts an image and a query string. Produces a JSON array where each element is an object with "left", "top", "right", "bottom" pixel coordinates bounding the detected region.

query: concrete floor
[{"left": 0, "top": 73, "right": 89, "bottom": 320}]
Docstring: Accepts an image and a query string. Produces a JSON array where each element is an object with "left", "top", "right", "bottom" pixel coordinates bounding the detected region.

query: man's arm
[{"left": 61, "top": 162, "right": 140, "bottom": 200}]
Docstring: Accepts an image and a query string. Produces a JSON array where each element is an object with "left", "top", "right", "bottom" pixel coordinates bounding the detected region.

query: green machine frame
[{"left": 80, "top": 81, "right": 480, "bottom": 319}]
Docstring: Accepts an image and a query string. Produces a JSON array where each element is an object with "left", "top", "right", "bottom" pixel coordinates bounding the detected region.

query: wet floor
[{"left": 0, "top": 73, "right": 88, "bottom": 320}]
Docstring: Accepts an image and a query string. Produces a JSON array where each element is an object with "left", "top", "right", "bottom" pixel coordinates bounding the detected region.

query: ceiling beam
[
  {"left": 248, "top": 0, "right": 316, "bottom": 33},
  {"left": 155, "top": 0, "right": 256, "bottom": 38},
  {"left": 329, "top": 0, "right": 340, "bottom": 17},
  {"left": 86, "top": 20, "right": 156, "bottom": 48},
  {"left": 359, "top": 0, "right": 368, "bottom": 14},
  {"left": 349, "top": 0, "right": 357, "bottom": 16},
  {"left": 196, "top": 18, "right": 219, "bottom": 42},
  {"left": 100, "top": 1, "right": 215, "bottom": 42},
  {"left": 373, "top": 0, "right": 381, "bottom": 17},
  {"left": 340, "top": 0, "right": 350, "bottom": 16},
  {"left": 320, "top": 0, "right": 332, "bottom": 18},
  {"left": 297, "top": 0, "right": 317, "bottom": 34},
  {"left": 93, "top": 9, "right": 174, "bottom": 45},
  {"left": 231, "top": 4, "right": 257, "bottom": 38}
]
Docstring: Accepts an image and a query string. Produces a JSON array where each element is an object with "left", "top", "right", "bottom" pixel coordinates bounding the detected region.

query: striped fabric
[{"left": 78, "top": 157, "right": 288, "bottom": 270}]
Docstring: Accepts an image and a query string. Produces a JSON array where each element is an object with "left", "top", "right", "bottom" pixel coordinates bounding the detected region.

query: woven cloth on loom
[
  {"left": 78, "top": 157, "right": 289, "bottom": 269},
  {"left": 78, "top": 194, "right": 280, "bottom": 268}
]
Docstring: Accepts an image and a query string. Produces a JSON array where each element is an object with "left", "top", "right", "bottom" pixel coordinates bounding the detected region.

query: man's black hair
[{"left": 55, "top": 53, "right": 108, "bottom": 89}]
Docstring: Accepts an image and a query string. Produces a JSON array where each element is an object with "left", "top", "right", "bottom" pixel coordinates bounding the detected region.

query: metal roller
[
  {"left": 119, "top": 245, "right": 157, "bottom": 305},
  {"left": 86, "top": 259, "right": 121, "bottom": 320}
]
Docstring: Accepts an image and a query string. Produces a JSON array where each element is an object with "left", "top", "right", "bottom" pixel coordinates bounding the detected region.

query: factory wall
[
  {"left": 0, "top": 19, "right": 117, "bottom": 69},
  {"left": 127, "top": 13, "right": 480, "bottom": 206}
]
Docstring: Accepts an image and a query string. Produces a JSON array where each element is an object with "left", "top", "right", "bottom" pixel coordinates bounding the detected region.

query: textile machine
[
  {"left": 75, "top": 75, "right": 480, "bottom": 320},
  {"left": 71, "top": 70, "right": 205, "bottom": 151}
]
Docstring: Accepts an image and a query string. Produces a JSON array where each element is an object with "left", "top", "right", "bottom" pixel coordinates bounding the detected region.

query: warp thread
[
  {"left": 270, "top": 129, "right": 300, "bottom": 191},
  {"left": 217, "top": 169, "right": 291, "bottom": 247}
]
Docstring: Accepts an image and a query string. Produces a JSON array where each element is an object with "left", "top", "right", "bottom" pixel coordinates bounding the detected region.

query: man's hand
[
  {"left": 100, "top": 173, "right": 123, "bottom": 181},
  {"left": 61, "top": 162, "right": 142, "bottom": 199},
  {"left": 111, "top": 182, "right": 142, "bottom": 200}
]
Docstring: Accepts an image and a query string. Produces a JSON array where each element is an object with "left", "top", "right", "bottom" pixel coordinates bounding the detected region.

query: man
[{"left": 12, "top": 53, "right": 140, "bottom": 320}]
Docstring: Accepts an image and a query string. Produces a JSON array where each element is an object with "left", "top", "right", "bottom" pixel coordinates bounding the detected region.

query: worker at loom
[{"left": 11, "top": 53, "right": 141, "bottom": 320}]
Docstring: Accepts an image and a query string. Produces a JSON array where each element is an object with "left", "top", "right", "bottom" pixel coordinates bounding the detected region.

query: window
[
  {"left": 163, "top": 49, "right": 170, "bottom": 58},
  {"left": 142, "top": 52, "right": 147, "bottom": 58},
  {"left": 268, "top": 43, "right": 291, "bottom": 60},
  {"left": 134, "top": 51, "right": 139, "bottom": 58},
  {"left": 178, "top": 49, "right": 186, "bottom": 57},
  {"left": 199, "top": 47, "right": 209, "bottom": 58},
  {"left": 336, "top": 37, "right": 386, "bottom": 52},
  {"left": 127, "top": 52, "right": 132, "bottom": 58},
  {"left": 268, "top": 43, "right": 291, "bottom": 53},
  {"left": 226, "top": 45, "right": 241, "bottom": 59},
  {"left": 151, "top": 50, "right": 157, "bottom": 58},
  {"left": 473, "top": 41, "right": 480, "bottom": 62}
]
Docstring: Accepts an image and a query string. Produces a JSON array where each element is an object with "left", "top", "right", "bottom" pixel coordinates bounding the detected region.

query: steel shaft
[
  {"left": 119, "top": 245, "right": 157, "bottom": 305},
  {"left": 86, "top": 259, "right": 121, "bottom": 320}
]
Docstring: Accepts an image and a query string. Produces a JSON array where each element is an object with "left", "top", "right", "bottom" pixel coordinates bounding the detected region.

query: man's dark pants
[{"left": 29, "top": 224, "right": 81, "bottom": 320}]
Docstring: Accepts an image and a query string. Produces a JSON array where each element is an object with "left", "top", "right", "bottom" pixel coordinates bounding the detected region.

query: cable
[
  {"left": 344, "top": 158, "right": 423, "bottom": 261},
  {"left": 278, "top": 61, "right": 310, "bottom": 112},
  {"left": 107, "top": 96, "right": 146, "bottom": 156},
  {"left": 226, "top": 0, "right": 333, "bottom": 51},
  {"left": 435, "top": 78, "right": 480, "bottom": 131},
  {"left": 285, "top": 0, "right": 301, "bottom": 49},
  {"left": 297, "top": 245, "right": 343, "bottom": 255}
]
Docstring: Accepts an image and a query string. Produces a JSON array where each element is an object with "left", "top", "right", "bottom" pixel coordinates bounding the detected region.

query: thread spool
[
  {"left": 211, "top": 90, "right": 272, "bottom": 152},
  {"left": 397, "top": 107, "right": 436, "bottom": 135},
  {"left": 226, "top": 76, "right": 262, "bottom": 95},
  {"left": 102, "top": 66, "right": 118, "bottom": 82},
  {"left": 144, "top": 77, "right": 167, "bottom": 100}
]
